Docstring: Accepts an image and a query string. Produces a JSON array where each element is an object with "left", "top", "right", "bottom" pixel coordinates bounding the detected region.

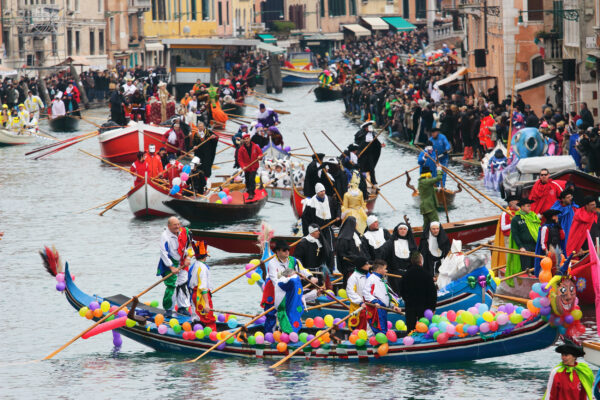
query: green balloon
[
  {"left": 355, "top": 338, "right": 366, "bottom": 347},
  {"left": 195, "top": 330, "right": 205, "bottom": 339},
  {"left": 299, "top": 332, "right": 308, "bottom": 343},
  {"left": 150, "top": 300, "right": 159, "bottom": 308},
  {"left": 106, "top": 315, "right": 115, "bottom": 322},
  {"left": 173, "top": 324, "right": 182, "bottom": 333},
  {"left": 419, "top": 317, "right": 430, "bottom": 325},
  {"left": 248, "top": 336, "right": 256, "bottom": 345},
  {"left": 375, "top": 332, "right": 388, "bottom": 344},
  {"left": 433, "top": 331, "right": 440, "bottom": 340},
  {"left": 125, "top": 318, "right": 136, "bottom": 328},
  {"left": 456, "top": 315, "right": 463, "bottom": 324},
  {"left": 203, "top": 326, "right": 212, "bottom": 335},
  {"left": 431, "top": 315, "right": 441, "bottom": 324},
  {"left": 226, "top": 335, "right": 235, "bottom": 344}
]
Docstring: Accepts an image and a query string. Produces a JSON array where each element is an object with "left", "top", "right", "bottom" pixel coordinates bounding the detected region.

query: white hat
[
  {"left": 191, "top": 156, "right": 200, "bottom": 165},
  {"left": 315, "top": 183, "right": 326, "bottom": 193},
  {"left": 366, "top": 215, "right": 378, "bottom": 227},
  {"left": 148, "top": 144, "right": 156, "bottom": 152},
  {"left": 430, "top": 221, "right": 441, "bottom": 228}
]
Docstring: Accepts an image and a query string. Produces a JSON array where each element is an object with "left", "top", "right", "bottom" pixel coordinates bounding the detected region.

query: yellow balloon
[
  {"left": 338, "top": 289, "right": 348, "bottom": 299},
  {"left": 79, "top": 307, "right": 88, "bottom": 317},
  {"left": 169, "top": 318, "right": 179, "bottom": 328},
  {"left": 250, "top": 259, "right": 261, "bottom": 266},
  {"left": 482, "top": 311, "right": 494, "bottom": 322},
  {"left": 251, "top": 272, "right": 261, "bottom": 281},
  {"left": 255, "top": 331, "right": 264, "bottom": 337},
  {"left": 247, "top": 278, "right": 255, "bottom": 285},
  {"left": 324, "top": 314, "right": 334, "bottom": 327},
  {"left": 216, "top": 200, "right": 222, "bottom": 204},
  {"left": 255, "top": 176, "right": 261, "bottom": 183},
  {"left": 100, "top": 301, "right": 110, "bottom": 313},
  {"left": 358, "top": 329, "right": 368, "bottom": 340}
]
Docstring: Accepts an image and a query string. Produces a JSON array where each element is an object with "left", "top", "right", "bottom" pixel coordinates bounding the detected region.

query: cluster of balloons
[
  {"left": 216, "top": 188, "right": 233, "bottom": 204},
  {"left": 143, "top": 300, "right": 160, "bottom": 308},
  {"left": 348, "top": 329, "right": 397, "bottom": 355},
  {"left": 247, "top": 329, "right": 331, "bottom": 352},
  {"left": 217, "top": 313, "right": 239, "bottom": 329},
  {"left": 78, "top": 300, "right": 124, "bottom": 320},
  {"left": 538, "top": 257, "right": 554, "bottom": 283},
  {"left": 305, "top": 315, "right": 346, "bottom": 330},
  {"left": 55, "top": 272, "right": 67, "bottom": 292},
  {"left": 528, "top": 282, "right": 584, "bottom": 337},
  {"left": 245, "top": 259, "right": 264, "bottom": 286}
]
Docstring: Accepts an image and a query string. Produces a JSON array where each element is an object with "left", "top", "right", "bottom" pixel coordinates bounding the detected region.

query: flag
[{"left": 586, "top": 230, "right": 600, "bottom": 336}]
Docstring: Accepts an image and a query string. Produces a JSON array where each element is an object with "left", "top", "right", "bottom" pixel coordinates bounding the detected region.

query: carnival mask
[{"left": 551, "top": 278, "right": 576, "bottom": 315}]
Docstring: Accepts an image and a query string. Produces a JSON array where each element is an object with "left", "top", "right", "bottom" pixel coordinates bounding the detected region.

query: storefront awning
[
  {"left": 54, "top": 56, "right": 90, "bottom": 66},
  {"left": 257, "top": 34, "right": 277, "bottom": 43},
  {"left": 303, "top": 33, "right": 344, "bottom": 41},
  {"left": 361, "top": 17, "right": 388, "bottom": 30},
  {"left": 435, "top": 67, "right": 470, "bottom": 87},
  {"left": 382, "top": 16, "right": 417, "bottom": 32},
  {"left": 257, "top": 42, "right": 286, "bottom": 55},
  {"left": 145, "top": 42, "right": 164, "bottom": 52},
  {"left": 515, "top": 73, "right": 559, "bottom": 93},
  {"left": 342, "top": 24, "right": 371, "bottom": 37}
]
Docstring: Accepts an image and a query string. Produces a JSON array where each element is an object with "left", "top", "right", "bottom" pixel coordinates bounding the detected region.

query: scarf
[
  {"left": 517, "top": 210, "right": 541, "bottom": 241},
  {"left": 552, "top": 362, "right": 594, "bottom": 400},
  {"left": 420, "top": 172, "right": 432, "bottom": 179},
  {"left": 364, "top": 228, "right": 386, "bottom": 249},
  {"left": 506, "top": 210, "right": 541, "bottom": 287},
  {"left": 428, "top": 232, "right": 442, "bottom": 257},
  {"left": 353, "top": 233, "right": 362, "bottom": 249},
  {"left": 551, "top": 201, "right": 577, "bottom": 239},
  {"left": 305, "top": 234, "right": 322, "bottom": 248},
  {"left": 348, "top": 188, "right": 360, "bottom": 197},
  {"left": 394, "top": 238, "right": 410, "bottom": 259},
  {"left": 311, "top": 195, "right": 332, "bottom": 220}
]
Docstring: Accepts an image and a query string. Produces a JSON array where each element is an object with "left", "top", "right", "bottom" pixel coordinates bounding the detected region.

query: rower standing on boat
[
  {"left": 529, "top": 168, "right": 564, "bottom": 215},
  {"left": 418, "top": 165, "right": 443, "bottom": 229},
  {"left": 236, "top": 133, "right": 263, "bottom": 200},
  {"left": 400, "top": 252, "right": 437, "bottom": 331},
  {"left": 303, "top": 153, "right": 325, "bottom": 198},
  {"left": 355, "top": 121, "right": 384, "bottom": 185},
  {"left": 130, "top": 151, "right": 148, "bottom": 185},
  {"left": 346, "top": 256, "right": 370, "bottom": 330},
  {"left": 191, "top": 121, "right": 218, "bottom": 178},
  {"left": 109, "top": 86, "right": 127, "bottom": 126},
  {"left": 188, "top": 241, "right": 217, "bottom": 330},
  {"left": 363, "top": 215, "right": 391, "bottom": 260},
  {"left": 545, "top": 341, "right": 594, "bottom": 400},
  {"left": 551, "top": 190, "right": 578, "bottom": 245},
  {"left": 51, "top": 92, "right": 66, "bottom": 119},
  {"left": 24, "top": 90, "right": 44, "bottom": 125},
  {"left": 419, "top": 221, "right": 450, "bottom": 276},
  {"left": 256, "top": 103, "right": 279, "bottom": 128},
  {"left": 429, "top": 128, "right": 451, "bottom": 186},
  {"left": 145, "top": 144, "right": 164, "bottom": 178},
  {"left": 157, "top": 217, "right": 185, "bottom": 317},
  {"left": 506, "top": 199, "right": 540, "bottom": 286}
]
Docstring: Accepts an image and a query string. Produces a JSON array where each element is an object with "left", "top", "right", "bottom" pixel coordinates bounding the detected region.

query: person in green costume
[
  {"left": 506, "top": 198, "right": 540, "bottom": 287},
  {"left": 418, "top": 165, "right": 443, "bottom": 229}
]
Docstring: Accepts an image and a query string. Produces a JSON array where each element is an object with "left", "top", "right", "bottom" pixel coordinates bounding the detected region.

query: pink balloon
[
  {"left": 447, "top": 310, "right": 456, "bottom": 322},
  {"left": 280, "top": 333, "right": 290, "bottom": 343},
  {"left": 387, "top": 321, "right": 392, "bottom": 329},
  {"left": 289, "top": 332, "right": 298, "bottom": 343},
  {"left": 255, "top": 335, "right": 264, "bottom": 344},
  {"left": 403, "top": 336, "right": 414, "bottom": 346},
  {"left": 180, "top": 172, "right": 189, "bottom": 182},
  {"left": 386, "top": 330, "right": 397, "bottom": 343},
  {"left": 479, "top": 322, "right": 490, "bottom": 333},
  {"left": 314, "top": 317, "right": 325, "bottom": 329},
  {"left": 158, "top": 324, "right": 168, "bottom": 334}
]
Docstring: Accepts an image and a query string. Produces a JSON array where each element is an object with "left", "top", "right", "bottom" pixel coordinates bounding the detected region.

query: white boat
[
  {"left": 127, "top": 174, "right": 174, "bottom": 218},
  {"left": 0, "top": 128, "right": 37, "bottom": 146},
  {"left": 583, "top": 341, "right": 600, "bottom": 366}
]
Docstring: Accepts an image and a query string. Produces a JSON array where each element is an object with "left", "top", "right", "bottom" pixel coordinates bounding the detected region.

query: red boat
[
  {"left": 191, "top": 214, "right": 500, "bottom": 254},
  {"left": 290, "top": 184, "right": 378, "bottom": 219},
  {"left": 99, "top": 122, "right": 169, "bottom": 163},
  {"left": 126, "top": 175, "right": 174, "bottom": 218}
]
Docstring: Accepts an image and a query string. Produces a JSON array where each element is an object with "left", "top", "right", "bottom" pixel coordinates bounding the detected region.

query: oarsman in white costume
[
  {"left": 51, "top": 92, "right": 66, "bottom": 119},
  {"left": 157, "top": 216, "right": 186, "bottom": 317},
  {"left": 363, "top": 215, "right": 390, "bottom": 259},
  {"left": 16, "top": 104, "right": 30, "bottom": 129},
  {"left": 24, "top": 90, "right": 44, "bottom": 125},
  {"left": 362, "top": 259, "right": 401, "bottom": 335},
  {"left": 346, "top": 256, "right": 370, "bottom": 330},
  {"left": 123, "top": 77, "right": 137, "bottom": 97}
]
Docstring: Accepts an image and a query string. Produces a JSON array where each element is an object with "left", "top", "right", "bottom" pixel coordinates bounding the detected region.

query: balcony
[
  {"left": 543, "top": 37, "right": 563, "bottom": 63},
  {"left": 129, "top": 0, "right": 151, "bottom": 12},
  {"left": 430, "top": 22, "right": 463, "bottom": 43}
]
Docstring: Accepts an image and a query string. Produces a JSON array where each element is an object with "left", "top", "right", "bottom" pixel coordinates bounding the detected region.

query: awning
[
  {"left": 257, "top": 34, "right": 276, "bottom": 44},
  {"left": 303, "top": 32, "right": 344, "bottom": 41},
  {"left": 361, "top": 17, "right": 388, "bottom": 30},
  {"left": 257, "top": 42, "right": 286, "bottom": 55},
  {"left": 382, "top": 16, "right": 417, "bottom": 31},
  {"left": 342, "top": 24, "right": 371, "bottom": 37},
  {"left": 145, "top": 42, "right": 164, "bottom": 52},
  {"left": 435, "top": 67, "right": 470, "bottom": 87},
  {"left": 53, "top": 56, "right": 90, "bottom": 66},
  {"left": 515, "top": 73, "right": 559, "bottom": 93},
  {"left": 585, "top": 51, "right": 600, "bottom": 69}
]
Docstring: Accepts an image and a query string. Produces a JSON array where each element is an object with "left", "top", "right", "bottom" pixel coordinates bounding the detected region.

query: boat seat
[
  {"left": 230, "top": 191, "right": 245, "bottom": 205},
  {"left": 208, "top": 193, "right": 221, "bottom": 203}
]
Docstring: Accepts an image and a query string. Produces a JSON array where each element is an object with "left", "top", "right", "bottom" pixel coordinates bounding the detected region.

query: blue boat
[
  {"left": 304, "top": 266, "right": 497, "bottom": 325},
  {"left": 58, "top": 261, "right": 558, "bottom": 363},
  {"left": 281, "top": 68, "right": 322, "bottom": 86}
]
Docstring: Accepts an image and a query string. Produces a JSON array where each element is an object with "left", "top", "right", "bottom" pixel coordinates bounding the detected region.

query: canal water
[{"left": 0, "top": 86, "right": 595, "bottom": 399}]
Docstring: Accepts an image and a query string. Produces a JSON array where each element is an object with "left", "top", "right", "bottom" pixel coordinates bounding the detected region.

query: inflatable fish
[{"left": 510, "top": 127, "right": 548, "bottom": 159}]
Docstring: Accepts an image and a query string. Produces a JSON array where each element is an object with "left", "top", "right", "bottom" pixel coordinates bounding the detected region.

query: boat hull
[
  {"left": 412, "top": 188, "right": 457, "bottom": 209},
  {"left": 281, "top": 68, "right": 321, "bottom": 86},
  {"left": 98, "top": 122, "right": 169, "bottom": 164},
  {"left": 190, "top": 215, "right": 500, "bottom": 254},
  {"left": 164, "top": 189, "right": 268, "bottom": 223},
  {"left": 0, "top": 129, "right": 36, "bottom": 146},
  {"left": 127, "top": 178, "right": 174, "bottom": 218},
  {"left": 222, "top": 103, "right": 245, "bottom": 116},
  {"left": 314, "top": 86, "right": 343, "bottom": 101},
  {"left": 49, "top": 115, "right": 80, "bottom": 132}
]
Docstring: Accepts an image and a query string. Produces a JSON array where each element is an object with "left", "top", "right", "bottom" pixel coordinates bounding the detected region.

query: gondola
[
  {"left": 57, "top": 262, "right": 558, "bottom": 364},
  {"left": 164, "top": 189, "right": 268, "bottom": 223},
  {"left": 127, "top": 176, "right": 174, "bottom": 218},
  {"left": 49, "top": 115, "right": 80, "bottom": 132},
  {"left": 222, "top": 102, "right": 245, "bottom": 116},
  {"left": 190, "top": 214, "right": 501, "bottom": 254},
  {"left": 314, "top": 86, "right": 343, "bottom": 102},
  {"left": 290, "top": 184, "right": 377, "bottom": 219}
]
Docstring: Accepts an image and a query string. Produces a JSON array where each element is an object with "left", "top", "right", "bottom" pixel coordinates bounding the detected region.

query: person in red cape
[
  {"left": 566, "top": 196, "right": 598, "bottom": 255},
  {"left": 529, "top": 168, "right": 565, "bottom": 215},
  {"left": 130, "top": 151, "right": 148, "bottom": 185},
  {"left": 544, "top": 341, "right": 594, "bottom": 400}
]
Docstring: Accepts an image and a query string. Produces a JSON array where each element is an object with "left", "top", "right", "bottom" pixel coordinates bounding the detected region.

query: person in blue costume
[
  {"left": 362, "top": 259, "right": 401, "bottom": 335},
  {"left": 534, "top": 209, "right": 565, "bottom": 276},
  {"left": 570, "top": 120, "right": 582, "bottom": 168},
  {"left": 551, "top": 190, "right": 578, "bottom": 244},
  {"left": 428, "top": 128, "right": 451, "bottom": 185},
  {"left": 276, "top": 268, "right": 319, "bottom": 333},
  {"left": 417, "top": 144, "right": 438, "bottom": 178}
]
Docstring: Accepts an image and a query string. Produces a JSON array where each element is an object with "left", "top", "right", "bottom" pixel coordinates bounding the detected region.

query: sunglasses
[{"left": 540, "top": 173, "right": 549, "bottom": 176}]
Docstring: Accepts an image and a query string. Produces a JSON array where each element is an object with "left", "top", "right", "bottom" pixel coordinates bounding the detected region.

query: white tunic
[
  {"left": 364, "top": 228, "right": 386, "bottom": 250},
  {"left": 188, "top": 260, "right": 211, "bottom": 292},
  {"left": 362, "top": 273, "right": 397, "bottom": 307},
  {"left": 346, "top": 271, "right": 367, "bottom": 304},
  {"left": 394, "top": 239, "right": 410, "bottom": 259},
  {"left": 304, "top": 195, "right": 332, "bottom": 220},
  {"left": 51, "top": 100, "right": 66, "bottom": 118},
  {"left": 159, "top": 228, "right": 180, "bottom": 268}
]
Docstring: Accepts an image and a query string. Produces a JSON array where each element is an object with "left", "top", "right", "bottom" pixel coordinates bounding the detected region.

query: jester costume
[
  {"left": 188, "top": 245, "right": 216, "bottom": 331},
  {"left": 157, "top": 227, "right": 191, "bottom": 311},
  {"left": 362, "top": 272, "right": 399, "bottom": 335},
  {"left": 276, "top": 274, "right": 305, "bottom": 333}
]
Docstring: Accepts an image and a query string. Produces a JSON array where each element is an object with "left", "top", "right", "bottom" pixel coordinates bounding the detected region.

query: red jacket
[
  {"left": 145, "top": 153, "right": 164, "bottom": 178},
  {"left": 69, "top": 85, "right": 81, "bottom": 103},
  {"left": 236, "top": 142, "right": 262, "bottom": 172},
  {"left": 566, "top": 207, "right": 598, "bottom": 254},
  {"left": 130, "top": 160, "right": 148, "bottom": 184},
  {"left": 529, "top": 179, "right": 564, "bottom": 214}
]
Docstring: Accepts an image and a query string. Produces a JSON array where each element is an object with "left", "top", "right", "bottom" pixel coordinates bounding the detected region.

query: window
[
  {"left": 218, "top": 1, "right": 222, "bottom": 25},
  {"left": 416, "top": 0, "right": 426, "bottom": 19},
  {"left": 349, "top": 0, "right": 356, "bottom": 15},
  {"left": 51, "top": 33, "right": 57, "bottom": 55},
  {"left": 110, "top": 17, "right": 115, "bottom": 43},
  {"left": 67, "top": 29, "right": 72, "bottom": 55},
  {"left": 191, "top": 0, "right": 197, "bottom": 20},
  {"left": 172, "top": 48, "right": 210, "bottom": 67},
  {"left": 527, "top": 0, "right": 543, "bottom": 21},
  {"left": 2, "top": 30, "right": 9, "bottom": 57},
  {"left": 226, "top": 1, "right": 229, "bottom": 25},
  {"left": 18, "top": 35, "right": 24, "bottom": 58},
  {"left": 75, "top": 0, "right": 79, "bottom": 11},
  {"left": 99, "top": 29, "right": 104, "bottom": 53},
  {"left": 320, "top": 0, "right": 324, "bottom": 17},
  {"left": 328, "top": 0, "right": 345, "bottom": 17},
  {"left": 98, "top": 0, "right": 102, "bottom": 12},
  {"left": 202, "top": 0, "right": 209, "bottom": 20},
  {"left": 167, "top": 0, "right": 171, "bottom": 19},
  {"left": 89, "top": 30, "right": 95, "bottom": 55},
  {"left": 531, "top": 56, "right": 544, "bottom": 78},
  {"left": 288, "top": 5, "right": 305, "bottom": 29},
  {"left": 158, "top": 0, "right": 166, "bottom": 20},
  {"left": 152, "top": 0, "right": 158, "bottom": 20},
  {"left": 75, "top": 31, "right": 80, "bottom": 54},
  {"left": 403, "top": 0, "right": 409, "bottom": 19}
]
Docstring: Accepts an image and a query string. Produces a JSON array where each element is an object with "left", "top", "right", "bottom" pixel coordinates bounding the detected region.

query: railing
[
  {"left": 130, "top": 0, "right": 151, "bottom": 9},
  {"left": 543, "top": 37, "right": 563, "bottom": 60},
  {"left": 431, "top": 22, "right": 462, "bottom": 42}
]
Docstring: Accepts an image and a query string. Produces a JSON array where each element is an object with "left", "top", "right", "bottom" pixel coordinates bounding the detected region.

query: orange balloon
[
  {"left": 349, "top": 334, "right": 358, "bottom": 344},
  {"left": 154, "top": 314, "right": 164, "bottom": 326},
  {"left": 540, "top": 257, "right": 552, "bottom": 271},
  {"left": 305, "top": 318, "right": 314, "bottom": 328},
  {"left": 455, "top": 323, "right": 464, "bottom": 334},
  {"left": 416, "top": 322, "right": 428, "bottom": 333},
  {"left": 527, "top": 300, "right": 540, "bottom": 314},
  {"left": 92, "top": 308, "right": 103, "bottom": 318},
  {"left": 85, "top": 309, "right": 94, "bottom": 320},
  {"left": 321, "top": 332, "right": 331, "bottom": 343},
  {"left": 277, "top": 342, "right": 288, "bottom": 353},
  {"left": 377, "top": 343, "right": 389, "bottom": 356},
  {"left": 182, "top": 322, "right": 192, "bottom": 332},
  {"left": 273, "top": 331, "right": 281, "bottom": 342},
  {"left": 539, "top": 270, "right": 552, "bottom": 283}
]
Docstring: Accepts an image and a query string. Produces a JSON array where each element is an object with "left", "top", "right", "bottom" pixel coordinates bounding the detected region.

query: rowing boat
[
  {"left": 127, "top": 174, "right": 174, "bottom": 218},
  {"left": 190, "top": 214, "right": 500, "bottom": 254},
  {"left": 164, "top": 189, "right": 268, "bottom": 224},
  {"left": 314, "top": 86, "right": 343, "bottom": 102},
  {"left": 0, "top": 128, "right": 36, "bottom": 146},
  {"left": 49, "top": 115, "right": 80, "bottom": 132},
  {"left": 59, "top": 262, "right": 558, "bottom": 363}
]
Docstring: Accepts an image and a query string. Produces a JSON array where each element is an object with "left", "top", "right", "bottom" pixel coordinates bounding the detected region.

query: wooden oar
[
  {"left": 493, "top": 293, "right": 529, "bottom": 304},
  {"left": 492, "top": 264, "right": 507, "bottom": 272},
  {"left": 303, "top": 132, "right": 343, "bottom": 203},
  {"left": 241, "top": 102, "right": 290, "bottom": 115},
  {"left": 482, "top": 244, "right": 545, "bottom": 259},
  {"left": 208, "top": 156, "right": 261, "bottom": 194},
  {"left": 498, "top": 268, "right": 534, "bottom": 282},
  {"left": 320, "top": 130, "right": 344, "bottom": 154},
  {"left": 440, "top": 183, "right": 450, "bottom": 223},
  {"left": 43, "top": 267, "right": 183, "bottom": 360},
  {"left": 26, "top": 130, "right": 96, "bottom": 155},
  {"left": 76, "top": 197, "right": 125, "bottom": 214},
  {"left": 270, "top": 306, "right": 363, "bottom": 369},
  {"left": 210, "top": 309, "right": 256, "bottom": 318},
  {"left": 377, "top": 190, "right": 396, "bottom": 211},
  {"left": 379, "top": 166, "right": 420, "bottom": 188},
  {"left": 99, "top": 194, "right": 130, "bottom": 216},
  {"left": 253, "top": 90, "right": 284, "bottom": 102},
  {"left": 31, "top": 131, "right": 99, "bottom": 159},
  {"left": 211, "top": 217, "right": 340, "bottom": 294},
  {"left": 464, "top": 244, "right": 485, "bottom": 256}
]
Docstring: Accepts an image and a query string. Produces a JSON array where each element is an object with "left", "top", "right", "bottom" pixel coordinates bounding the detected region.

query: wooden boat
[
  {"left": 0, "top": 128, "right": 36, "bottom": 146},
  {"left": 583, "top": 341, "right": 600, "bottom": 366},
  {"left": 261, "top": 139, "right": 289, "bottom": 161},
  {"left": 60, "top": 262, "right": 558, "bottom": 363},
  {"left": 127, "top": 175, "right": 174, "bottom": 218},
  {"left": 281, "top": 67, "right": 322, "bottom": 86},
  {"left": 164, "top": 188, "right": 268, "bottom": 223},
  {"left": 305, "top": 266, "right": 496, "bottom": 325},
  {"left": 212, "top": 179, "right": 291, "bottom": 201},
  {"left": 290, "top": 184, "right": 378, "bottom": 219},
  {"left": 222, "top": 102, "right": 245, "bottom": 116},
  {"left": 49, "top": 115, "right": 80, "bottom": 132},
  {"left": 190, "top": 214, "right": 500, "bottom": 254},
  {"left": 98, "top": 122, "right": 169, "bottom": 164},
  {"left": 314, "top": 86, "right": 343, "bottom": 102},
  {"left": 406, "top": 171, "right": 461, "bottom": 209}
]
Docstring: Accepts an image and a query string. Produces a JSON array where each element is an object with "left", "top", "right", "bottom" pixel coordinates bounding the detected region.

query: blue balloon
[
  {"left": 169, "top": 185, "right": 181, "bottom": 195},
  {"left": 218, "top": 191, "right": 227, "bottom": 198},
  {"left": 183, "top": 165, "right": 191, "bottom": 174},
  {"left": 227, "top": 319, "right": 238, "bottom": 329}
]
